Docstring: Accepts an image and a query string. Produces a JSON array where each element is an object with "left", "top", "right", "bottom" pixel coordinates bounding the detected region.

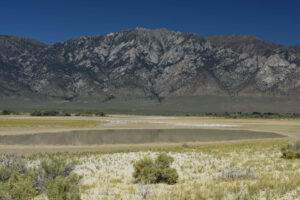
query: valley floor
[
  {"left": 1, "top": 115, "right": 300, "bottom": 199},
  {"left": 0, "top": 115, "right": 298, "bottom": 153}
]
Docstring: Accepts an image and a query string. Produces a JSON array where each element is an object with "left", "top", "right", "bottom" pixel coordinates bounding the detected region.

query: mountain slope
[{"left": 1, "top": 28, "right": 300, "bottom": 101}]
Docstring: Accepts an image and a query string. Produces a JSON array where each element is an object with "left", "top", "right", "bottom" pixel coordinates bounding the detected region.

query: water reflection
[{"left": 0, "top": 129, "right": 284, "bottom": 146}]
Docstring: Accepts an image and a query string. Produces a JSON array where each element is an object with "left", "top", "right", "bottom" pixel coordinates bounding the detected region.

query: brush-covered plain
[{"left": 1, "top": 142, "right": 297, "bottom": 200}]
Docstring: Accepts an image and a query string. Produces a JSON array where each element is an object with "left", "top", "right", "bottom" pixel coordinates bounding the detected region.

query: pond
[{"left": 0, "top": 129, "right": 285, "bottom": 146}]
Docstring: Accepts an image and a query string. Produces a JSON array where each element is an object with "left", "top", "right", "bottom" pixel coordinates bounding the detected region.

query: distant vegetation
[
  {"left": 0, "top": 109, "right": 19, "bottom": 115},
  {"left": 30, "top": 110, "right": 71, "bottom": 116},
  {"left": 74, "top": 111, "right": 106, "bottom": 117},
  {"left": 30, "top": 110, "right": 106, "bottom": 117},
  {"left": 1, "top": 108, "right": 300, "bottom": 119},
  {"left": 0, "top": 109, "right": 11, "bottom": 115},
  {"left": 0, "top": 109, "right": 106, "bottom": 117},
  {"left": 202, "top": 112, "right": 300, "bottom": 119},
  {"left": 0, "top": 109, "right": 21, "bottom": 115}
]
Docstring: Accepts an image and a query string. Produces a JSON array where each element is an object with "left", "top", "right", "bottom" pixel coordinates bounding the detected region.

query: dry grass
[
  {"left": 68, "top": 142, "right": 300, "bottom": 200},
  {"left": 0, "top": 117, "right": 103, "bottom": 135}
]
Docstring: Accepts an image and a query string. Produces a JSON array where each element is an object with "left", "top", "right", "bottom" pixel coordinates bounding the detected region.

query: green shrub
[
  {"left": 133, "top": 157, "right": 157, "bottom": 184},
  {"left": 0, "top": 183, "right": 10, "bottom": 200},
  {"left": 158, "top": 167, "right": 178, "bottom": 184},
  {"left": 155, "top": 153, "right": 174, "bottom": 169},
  {"left": 43, "top": 157, "right": 81, "bottom": 199},
  {"left": 0, "top": 154, "right": 81, "bottom": 199},
  {"left": 41, "top": 157, "right": 75, "bottom": 179},
  {"left": 133, "top": 153, "right": 178, "bottom": 184},
  {"left": 0, "top": 154, "right": 27, "bottom": 182},
  {"left": 0, "top": 154, "right": 38, "bottom": 200},
  {"left": 281, "top": 142, "right": 300, "bottom": 159},
  {"left": 46, "top": 174, "right": 81, "bottom": 200},
  {"left": 6, "top": 174, "right": 37, "bottom": 200}
]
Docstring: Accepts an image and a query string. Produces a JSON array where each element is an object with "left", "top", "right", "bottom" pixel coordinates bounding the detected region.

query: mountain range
[{"left": 1, "top": 27, "right": 300, "bottom": 104}]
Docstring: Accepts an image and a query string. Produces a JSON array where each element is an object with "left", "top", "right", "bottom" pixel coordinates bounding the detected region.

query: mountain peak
[{"left": 0, "top": 28, "right": 300, "bottom": 101}]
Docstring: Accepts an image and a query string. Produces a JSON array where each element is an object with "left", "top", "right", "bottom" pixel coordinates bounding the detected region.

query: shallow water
[
  {"left": 103, "top": 120, "right": 240, "bottom": 127},
  {"left": 0, "top": 129, "right": 284, "bottom": 146}
]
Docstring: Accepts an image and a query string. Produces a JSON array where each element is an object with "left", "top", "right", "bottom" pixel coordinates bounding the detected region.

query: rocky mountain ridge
[{"left": 1, "top": 28, "right": 300, "bottom": 101}]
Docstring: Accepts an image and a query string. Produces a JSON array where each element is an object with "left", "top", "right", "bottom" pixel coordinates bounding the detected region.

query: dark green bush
[
  {"left": 133, "top": 157, "right": 157, "bottom": 184},
  {"left": 158, "top": 167, "right": 179, "bottom": 184},
  {"left": 281, "top": 142, "right": 300, "bottom": 159},
  {"left": 133, "top": 153, "right": 178, "bottom": 184},
  {"left": 155, "top": 153, "right": 174, "bottom": 169}
]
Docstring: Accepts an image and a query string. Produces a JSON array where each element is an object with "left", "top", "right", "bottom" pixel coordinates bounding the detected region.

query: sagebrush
[{"left": 133, "top": 153, "right": 178, "bottom": 184}]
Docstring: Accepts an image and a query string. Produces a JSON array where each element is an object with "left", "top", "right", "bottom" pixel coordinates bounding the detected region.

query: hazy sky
[{"left": 1, "top": 0, "right": 299, "bottom": 45}]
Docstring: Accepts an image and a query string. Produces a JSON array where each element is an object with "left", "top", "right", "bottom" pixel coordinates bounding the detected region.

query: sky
[{"left": 0, "top": 0, "right": 299, "bottom": 45}]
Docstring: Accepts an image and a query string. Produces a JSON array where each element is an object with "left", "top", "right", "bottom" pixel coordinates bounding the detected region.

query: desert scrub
[
  {"left": 0, "top": 173, "right": 37, "bottom": 200},
  {"left": 72, "top": 141, "right": 300, "bottom": 199},
  {"left": 133, "top": 153, "right": 178, "bottom": 184},
  {"left": 41, "top": 157, "right": 82, "bottom": 200},
  {"left": 41, "top": 157, "right": 75, "bottom": 179},
  {"left": 281, "top": 141, "right": 300, "bottom": 159},
  {"left": 0, "top": 154, "right": 27, "bottom": 182},
  {"left": 0, "top": 154, "right": 39, "bottom": 199},
  {"left": 46, "top": 174, "right": 81, "bottom": 200},
  {"left": 0, "top": 154, "right": 81, "bottom": 200}
]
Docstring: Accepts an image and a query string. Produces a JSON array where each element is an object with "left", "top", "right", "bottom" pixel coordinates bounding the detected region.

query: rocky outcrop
[{"left": 0, "top": 28, "right": 300, "bottom": 100}]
